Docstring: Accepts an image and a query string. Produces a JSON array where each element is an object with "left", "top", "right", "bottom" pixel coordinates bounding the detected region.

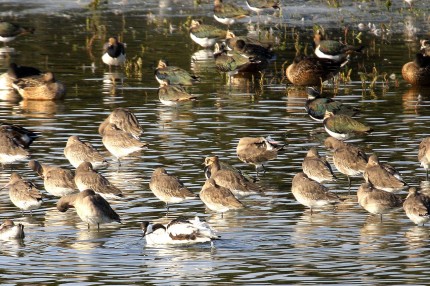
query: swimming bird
[
  {"left": 324, "top": 137, "right": 368, "bottom": 189},
  {"left": 418, "top": 137, "right": 430, "bottom": 180},
  {"left": 0, "top": 130, "right": 30, "bottom": 167},
  {"left": 98, "top": 107, "right": 143, "bottom": 139},
  {"left": 0, "top": 219, "right": 25, "bottom": 240},
  {"left": 286, "top": 55, "right": 345, "bottom": 86},
  {"left": 102, "top": 37, "right": 126, "bottom": 68},
  {"left": 0, "top": 21, "right": 34, "bottom": 46},
  {"left": 291, "top": 172, "right": 341, "bottom": 214},
  {"left": 189, "top": 19, "right": 227, "bottom": 48},
  {"left": 75, "top": 162, "right": 123, "bottom": 200},
  {"left": 357, "top": 182, "right": 403, "bottom": 221},
  {"left": 420, "top": 39, "right": 430, "bottom": 56},
  {"left": 2, "top": 172, "right": 42, "bottom": 215},
  {"left": 236, "top": 136, "right": 285, "bottom": 175},
  {"left": 57, "top": 189, "right": 121, "bottom": 230},
  {"left": 302, "top": 147, "right": 337, "bottom": 183},
  {"left": 155, "top": 59, "right": 200, "bottom": 86},
  {"left": 403, "top": 187, "right": 430, "bottom": 226},
  {"left": 149, "top": 167, "right": 197, "bottom": 211},
  {"left": 0, "top": 63, "right": 41, "bottom": 90},
  {"left": 200, "top": 178, "right": 244, "bottom": 216},
  {"left": 64, "top": 135, "right": 108, "bottom": 169},
  {"left": 225, "top": 31, "right": 272, "bottom": 51},
  {"left": 305, "top": 87, "right": 359, "bottom": 121},
  {"left": 363, "top": 154, "right": 407, "bottom": 192},
  {"left": 101, "top": 123, "right": 148, "bottom": 164},
  {"left": 141, "top": 216, "right": 219, "bottom": 245},
  {"left": 158, "top": 81, "right": 197, "bottom": 106},
  {"left": 230, "top": 39, "right": 274, "bottom": 62},
  {"left": 245, "top": 0, "right": 280, "bottom": 14},
  {"left": 28, "top": 159, "right": 77, "bottom": 197},
  {"left": 402, "top": 53, "right": 430, "bottom": 86},
  {"left": 0, "top": 122, "right": 38, "bottom": 148},
  {"left": 204, "top": 156, "right": 263, "bottom": 198},
  {"left": 12, "top": 72, "right": 66, "bottom": 100},
  {"left": 213, "top": 43, "right": 256, "bottom": 75},
  {"left": 313, "top": 29, "right": 364, "bottom": 63},
  {"left": 323, "top": 111, "right": 373, "bottom": 140},
  {"left": 213, "top": 0, "right": 250, "bottom": 26}
]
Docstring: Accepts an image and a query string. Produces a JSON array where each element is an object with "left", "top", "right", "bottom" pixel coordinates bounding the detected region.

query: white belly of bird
[
  {"left": 0, "top": 73, "right": 13, "bottom": 90},
  {"left": 190, "top": 33, "right": 217, "bottom": 48},
  {"left": 45, "top": 182, "right": 76, "bottom": 197},
  {"left": 315, "top": 47, "right": 343, "bottom": 62},
  {"left": 335, "top": 162, "right": 362, "bottom": 177},
  {"left": 230, "top": 188, "right": 255, "bottom": 198},
  {"left": 0, "top": 153, "right": 27, "bottom": 164},
  {"left": 213, "top": 15, "right": 235, "bottom": 25},
  {"left": 0, "top": 36, "right": 16, "bottom": 43},
  {"left": 105, "top": 144, "right": 143, "bottom": 159},
  {"left": 406, "top": 213, "right": 430, "bottom": 225},
  {"left": 102, "top": 53, "right": 126, "bottom": 66},
  {"left": 325, "top": 127, "right": 350, "bottom": 140},
  {"left": 0, "top": 225, "right": 24, "bottom": 240},
  {"left": 159, "top": 98, "right": 178, "bottom": 106},
  {"left": 10, "top": 196, "right": 41, "bottom": 211}
]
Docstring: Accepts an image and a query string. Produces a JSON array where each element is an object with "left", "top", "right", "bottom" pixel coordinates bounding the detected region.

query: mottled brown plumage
[
  {"left": 402, "top": 53, "right": 430, "bottom": 86},
  {"left": 64, "top": 135, "right": 107, "bottom": 169},
  {"left": 3, "top": 172, "right": 42, "bottom": 214},
  {"left": 364, "top": 154, "right": 407, "bottom": 192},
  {"left": 302, "top": 147, "right": 337, "bottom": 183},
  {"left": 12, "top": 72, "right": 65, "bottom": 100},
  {"left": 98, "top": 108, "right": 143, "bottom": 139},
  {"left": 403, "top": 187, "right": 430, "bottom": 226},
  {"left": 200, "top": 178, "right": 244, "bottom": 214},
  {"left": 418, "top": 137, "right": 430, "bottom": 180}
]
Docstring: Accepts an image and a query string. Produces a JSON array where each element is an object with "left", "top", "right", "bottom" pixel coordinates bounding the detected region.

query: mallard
[
  {"left": 12, "top": 72, "right": 65, "bottom": 100},
  {"left": 402, "top": 53, "right": 430, "bottom": 86}
]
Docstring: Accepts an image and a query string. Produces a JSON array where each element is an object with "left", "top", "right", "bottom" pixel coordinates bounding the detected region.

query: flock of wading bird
[{"left": 1, "top": 0, "right": 430, "bottom": 245}]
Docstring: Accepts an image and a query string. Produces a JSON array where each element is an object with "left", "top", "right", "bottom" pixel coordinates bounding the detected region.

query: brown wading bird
[
  {"left": 57, "top": 189, "right": 121, "bottom": 231},
  {"left": 64, "top": 135, "right": 108, "bottom": 169},
  {"left": 403, "top": 187, "right": 430, "bottom": 226},
  {"left": 357, "top": 182, "right": 403, "bottom": 222},
  {"left": 98, "top": 107, "right": 143, "bottom": 140},
  {"left": 0, "top": 219, "right": 25, "bottom": 240},
  {"left": 291, "top": 172, "right": 341, "bottom": 215},
  {"left": 302, "top": 147, "right": 337, "bottom": 183},
  {"left": 418, "top": 137, "right": 430, "bottom": 180},
  {"left": 236, "top": 136, "right": 285, "bottom": 175},
  {"left": 149, "top": 167, "right": 197, "bottom": 212}
]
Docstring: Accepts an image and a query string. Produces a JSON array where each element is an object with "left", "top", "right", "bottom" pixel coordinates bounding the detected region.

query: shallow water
[{"left": 0, "top": 0, "right": 429, "bottom": 284}]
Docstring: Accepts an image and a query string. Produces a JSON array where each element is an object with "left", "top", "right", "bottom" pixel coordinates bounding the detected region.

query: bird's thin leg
[
  {"left": 380, "top": 214, "right": 383, "bottom": 222},
  {"left": 97, "top": 223, "right": 100, "bottom": 232},
  {"left": 426, "top": 169, "right": 428, "bottom": 181},
  {"left": 347, "top": 176, "right": 351, "bottom": 195}
]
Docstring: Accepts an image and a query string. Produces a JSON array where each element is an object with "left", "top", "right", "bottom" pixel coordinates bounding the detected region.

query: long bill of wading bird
[
  {"left": 323, "top": 111, "right": 373, "bottom": 140},
  {"left": 418, "top": 137, "right": 430, "bottom": 180},
  {"left": 57, "top": 189, "right": 121, "bottom": 231},
  {"left": 204, "top": 156, "right": 263, "bottom": 198},
  {"left": 1, "top": 172, "right": 42, "bottom": 215},
  {"left": 141, "top": 216, "right": 219, "bottom": 245},
  {"left": 0, "top": 219, "right": 25, "bottom": 240},
  {"left": 102, "top": 37, "right": 126, "bottom": 69},
  {"left": 28, "top": 159, "right": 77, "bottom": 197},
  {"left": 291, "top": 172, "right": 342, "bottom": 215},
  {"left": 149, "top": 167, "right": 197, "bottom": 212},
  {"left": 403, "top": 187, "right": 430, "bottom": 226},
  {"left": 98, "top": 107, "right": 143, "bottom": 140},
  {"left": 357, "top": 182, "right": 403, "bottom": 222},
  {"left": 302, "top": 147, "right": 337, "bottom": 183},
  {"left": 236, "top": 136, "right": 285, "bottom": 176}
]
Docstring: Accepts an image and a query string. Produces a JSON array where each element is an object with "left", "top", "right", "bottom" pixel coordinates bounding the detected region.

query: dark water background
[{"left": 0, "top": 0, "right": 429, "bottom": 284}]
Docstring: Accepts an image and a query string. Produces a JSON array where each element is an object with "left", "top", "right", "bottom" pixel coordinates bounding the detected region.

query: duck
[
  {"left": 189, "top": 19, "right": 227, "bottom": 48},
  {"left": 28, "top": 160, "right": 77, "bottom": 197},
  {"left": 357, "top": 182, "right": 403, "bottom": 221},
  {"left": 0, "top": 219, "right": 25, "bottom": 240},
  {"left": 230, "top": 39, "right": 274, "bottom": 62},
  {"left": 57, "top": 189, "right": 121, "bottom": 230},
  {"left": 418, "top": 137, "right": 430, "bottom": 180},
  {"left": 420, "top": 39, "right": 430, "bottom": 56},
  {"left": 101, "top": 123, "right": 148, "bottom": 164},
  {"left": 313, "top": 29, "right": 364, "bottom": 63},
  {"left": 12, "top": 72, "right": 66, "bottom": 100},
  {"left": 236, "top": 136, "right": 285, "bottom": 175},
  {"left": 149, "top": 167, "right": 197, "bottom": 211},
  {"left": 403, "top": 187, "right": 430, "bottom": 226},
  {"left": 158, "top": 81, "right": 197, "bottom": 106},
  {"left": 155, "top": 59, "right": 200, "bottom": 86},
  {"left": 213, "top": 0, "right": 250, "bottom": 26},
  {"left": 305, "top": 87, "right": 359, "bottom": 121},
  {"left": 286, "top": 55, "right": 345, "bottom": 86},
  {"left": 213, "top": 43, "right": 255, "bottom": 75},
  {"left": 204, "top": 156, "right": 263, "bottom": 198},
  {"left": 402, "top": 53, "right": 430, "bottom": 86},
  {"left": 291, "top": 172, "right": 341, "bottom": 215},
  {"left": 2, "top": 172, "right": 42, "bottom": 215},
  {"left": 141, "top": 216, "right": 219, "bottom": 245},
  {"left": 302, "top": 147, "right": 337, "bottom": 183},
  {"left": 64, "top": 135, "right": 108, "bottom": 169},
  {"left": 363, "top": 154, "right": 407, "bottom": 192},
  {"left": 75, "top": 162, "right": 123, "bottom": 200},
  {"left": 224, "top": 31, "right": 272, "bottom": 51},
  {"left": 245, "top": 0, "right": 281, "bottom": 14},
  {"left": 324, "top": 137, "right": 368, "bottom": 189},
  {"left": 101, "top": 37, "right": 126, "bottom": 68},
  {"left": 0, "top": 122, "right": 38, "bottom": 148},
  {"left": 0, "top": 63, "right": 41, "bottom": 90},
  {"left": 323, "top": 111, "right": 373, "bottom": 140},
  {"left": 0, "top": 129, "right": 30, "bottom": 167},
  {"left": 0, "top": 21, "right": 34, "bottom": 46},
  {"left": 200, "top": 178, "right": 244, "bottom": 216},
  {"left": 98, "top": 107, "right": 143, "bottom": 140}
]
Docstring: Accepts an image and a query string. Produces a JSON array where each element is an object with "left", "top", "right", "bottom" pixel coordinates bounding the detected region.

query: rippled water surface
[{"left": 0, "top": 0, "right": 430, "bottom": 284}]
